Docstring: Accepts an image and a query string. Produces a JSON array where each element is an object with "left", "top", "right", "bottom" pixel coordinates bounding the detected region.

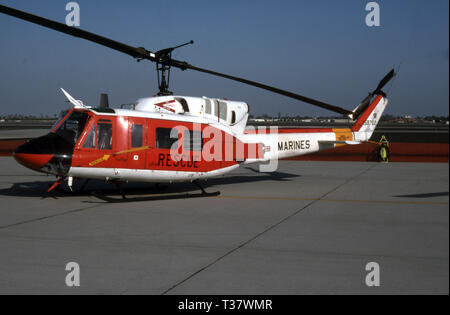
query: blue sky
[{"left": 0, "top": 0, "right": 448, "bottom": 117}]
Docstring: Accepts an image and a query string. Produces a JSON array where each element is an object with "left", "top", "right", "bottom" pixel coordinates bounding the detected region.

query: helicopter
[{"left": 0, "top": 4, "right": 395, "bottom": 198}]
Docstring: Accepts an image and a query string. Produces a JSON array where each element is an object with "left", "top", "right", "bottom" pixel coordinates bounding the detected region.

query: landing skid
[{"left": 91, "top": 180, "right": 220, "bottom": 203}]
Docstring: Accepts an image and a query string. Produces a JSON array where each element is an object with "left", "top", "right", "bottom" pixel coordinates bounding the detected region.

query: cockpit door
[{"left": 73, "top": 116, "right": 117, "bottom": 169}]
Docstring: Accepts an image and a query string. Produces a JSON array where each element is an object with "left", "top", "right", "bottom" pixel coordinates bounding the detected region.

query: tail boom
[{"left": 241, "top": 94, "right": 388, "bottom": 162}]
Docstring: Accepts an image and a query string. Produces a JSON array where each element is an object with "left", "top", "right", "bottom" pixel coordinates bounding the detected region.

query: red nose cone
[{"left": 13, "top": 153, "right": 54, "bottom": 172}]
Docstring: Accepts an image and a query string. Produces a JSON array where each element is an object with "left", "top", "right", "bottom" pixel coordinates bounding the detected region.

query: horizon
[{"left": 1, "top": 112, "right": 448, "bottom": 121}]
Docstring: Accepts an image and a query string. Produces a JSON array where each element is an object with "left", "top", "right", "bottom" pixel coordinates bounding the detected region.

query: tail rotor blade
[
  {"left": 350, "top": 69, "right": 396, "bottom": 120},
  {"left": 373, "top": 69, "right": 396, "bottom": 94}
]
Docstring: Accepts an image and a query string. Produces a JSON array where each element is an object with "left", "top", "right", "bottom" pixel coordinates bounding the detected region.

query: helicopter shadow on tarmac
[{"left": 0, "top": 167, "right": 300, "bottom": 203}]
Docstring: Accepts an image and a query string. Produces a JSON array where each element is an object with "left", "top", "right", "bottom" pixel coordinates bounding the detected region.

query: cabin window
[
  {"left": 83, "top": 125, "right": 96, "bottom": 148},
  {"left": 205, "top": 99, "right": 211, "bottom": 114},
  {"left": 131, "top": 124, "right": 143, "bottom": 148},
  {"left": 231, "top": 111, "right": 236, "bottom": 124},
  {"left": 184, "top": 130, "right": 203, "bottom": 152},
  {"left": 97, "top": 122, "right": 113, "bottom": 150},
  {"left": 156, "top": 127, "right": 178, "bottom": 149}
]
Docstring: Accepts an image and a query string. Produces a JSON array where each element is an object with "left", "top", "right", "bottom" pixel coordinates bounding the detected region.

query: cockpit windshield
[
  {"left": 53, "top": 110, "right": 89, "bottom": 144},
  {"left": 51, "top": 110, "right": 70, "bottom": 131}
]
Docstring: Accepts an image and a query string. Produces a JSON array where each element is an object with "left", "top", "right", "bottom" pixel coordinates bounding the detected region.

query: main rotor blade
[
  {"left": 352, "top": 94, "right": 373, "bottom": 119},
  {"left": 0, "top": 3, "right": 353, "bottom": 116},
  {"left": 185, "top": 64, "right": 353, "bottom": 116},
  {"left": 0, "top": 4, "right": 152, "bottom": 60}
]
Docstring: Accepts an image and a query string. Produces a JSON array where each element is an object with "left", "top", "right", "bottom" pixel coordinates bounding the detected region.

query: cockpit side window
[
  {"left": 131, "top": 124, "right": 143, "bottom": 148},
  {"left": 82, "top": 124, "right": 96, "bottom": 148},
  {"left": 97, "top": 122, "right": 113, "bottom": 150}
]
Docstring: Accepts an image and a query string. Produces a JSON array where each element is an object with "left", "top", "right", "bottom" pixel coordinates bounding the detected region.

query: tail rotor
[{"left": 351, "top": 69, "right": 396, "bottom": 120}]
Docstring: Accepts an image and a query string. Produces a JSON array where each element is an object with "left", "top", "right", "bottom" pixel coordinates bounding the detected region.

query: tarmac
[{"left": 0, "top": 157, "right": 448, "bottom": 294}]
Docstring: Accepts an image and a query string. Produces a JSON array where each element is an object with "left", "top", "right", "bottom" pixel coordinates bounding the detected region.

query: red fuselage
[{"left": 14, "top": 108, "right": 263, "bottom": 178}]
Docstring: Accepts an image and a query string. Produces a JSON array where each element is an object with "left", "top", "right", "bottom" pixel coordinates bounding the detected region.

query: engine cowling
[{"left": 134, "top": 95, "right": 249, "bottom": 133}]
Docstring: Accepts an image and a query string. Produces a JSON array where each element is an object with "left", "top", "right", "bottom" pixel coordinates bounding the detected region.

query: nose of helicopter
[
  {"left": 13, "top": 150, "right": 54, "bottom": 172},
  {"left": 13, "top": 134, "right": 74, "bottom": 175}
]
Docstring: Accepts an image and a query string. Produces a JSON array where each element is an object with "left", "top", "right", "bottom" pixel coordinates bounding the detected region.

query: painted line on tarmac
[{"left": 218, "top": 195, "right": 448, "bottom": 206}]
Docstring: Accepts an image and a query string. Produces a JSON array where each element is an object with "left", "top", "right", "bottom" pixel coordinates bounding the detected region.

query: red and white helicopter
[{"left": 1, "top": 5, "right": 395, "bottom": 198}]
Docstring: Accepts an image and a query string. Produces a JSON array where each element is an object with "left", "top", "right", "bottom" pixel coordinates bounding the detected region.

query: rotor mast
[{"left": 154, "top": 41, "right": 194, "bottom": 96}]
